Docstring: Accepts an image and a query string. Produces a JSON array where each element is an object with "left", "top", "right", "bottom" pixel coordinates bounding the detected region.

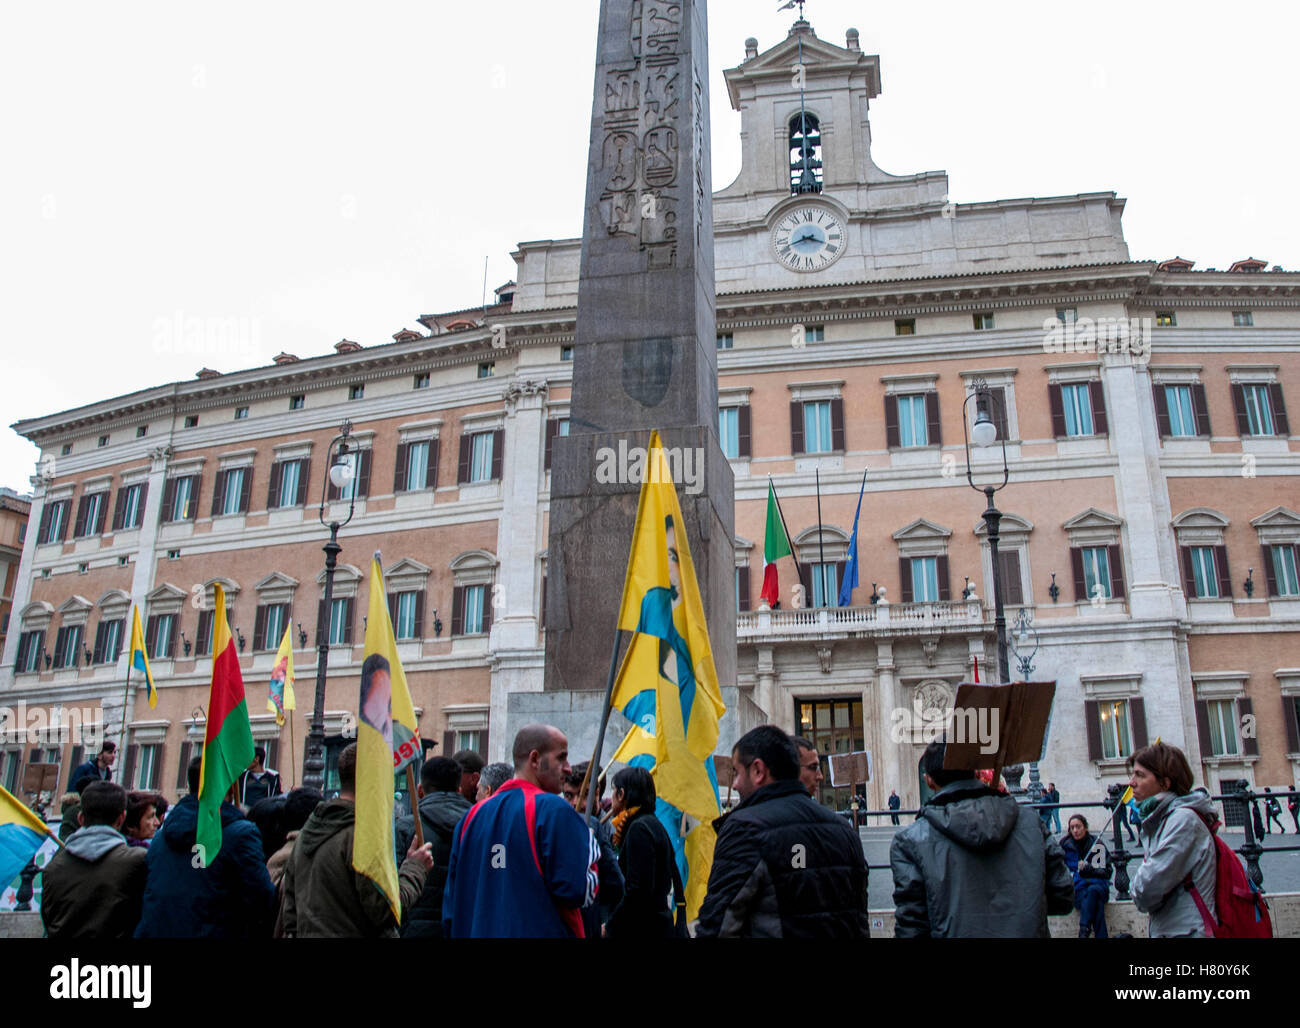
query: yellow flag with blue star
[{"left": 608, "top": 430, "right": 726, "bottom": 921}]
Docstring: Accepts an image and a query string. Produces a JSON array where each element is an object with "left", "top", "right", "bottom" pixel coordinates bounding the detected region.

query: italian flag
[
  {"left": 196, "top": 583, "right": 255, "bottom": 866},
  {"left": 760, "top": 480, "right": 792, "bottom": 608}
]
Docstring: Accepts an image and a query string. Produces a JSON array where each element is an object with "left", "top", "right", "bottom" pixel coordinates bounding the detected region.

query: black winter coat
[
  {"left": 607, "top": 808, "right": 674, "bottom": 939},
  {"left": 695, "top": 779, "right": 870, "bottom": 938},
  {"left": 394, "top": 790, "right": 471, "bottom": 938}
]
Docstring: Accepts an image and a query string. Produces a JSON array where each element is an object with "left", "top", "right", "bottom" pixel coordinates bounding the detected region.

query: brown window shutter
[
  {"left": 145, "top": 615, "right": 159, "bottom": 656},
  {"left": 386, "top": 592, "right": 398, "bottom": 626},
  {"left": 187, "top": 476, "right": 201, "bottom": 520},
  {"left": 998, "top": 549, "right": 1023, "bottom": 605},
  {"left": 267, "top": 462, "right": 283, "bottom": 508},
  {"left": 93, "top": 494, "right": 108, "bottom": 534},
  {"left": 1153, "top": 383, "right": 1171, "bottom": 437},
  {"left": 254, "top": 605, "right": 268, "bottom": 651},
  {"left": 457, "top": 434, "right": 473, "bottom": 483},
  {"left": 491, "top": 429, "right": 505, "bottom": 481},
  {"left": 540, "top": 574, "right": 547, "bottom": 630},
  {"left": 1282, "top": 696, "right": 1300, "bottom": 755},
  {"left": 38, "top": 504, "right": 52, "bottom": 543},
  {"left": 799, "top": 562, "right": 814, "bottom": 607},
  {"left": 990, "top": 387, "right": 1009, "bottom": 441},
  {"left": 112, "top": 488, "right": 127, "bottom": 531},
  {"left": 544, "top": 420, "right": 559, "bottom": 471},
  {"left": 122, "top": 744, "right": 138, "bottom": 790},
  {"left": 238, "top": 467, "right": 253, "bottom": 513},
  {"left": 790, "top": 402, "right": 805, "bottom": 455},
  {"left": 1262, "top": 545, "right": 1278, "bottom": 596},
  {"left": 425, "top": 437, "right": 438, "bottom": 491},
  {"left": 1070, "top": 547, "right": 1087, "bottom": 601},
  {"left": 737, "top": 404, "right": 752, "bottom": 458},
  {"left": 315, "top": 599, "right": 326, "bottom": 647},
  {"left": 936, "top": 555, "right": 951, "bottom": 601},
  {"left": 176, "top": 740, "right": 192, "bottom": 790},
  {"left": 1214, "top": 545, "right": 1233, "bottom": 598},
  {"left": 1191, "top": 384, "right": 1211, "bottom": 436},
  {"left": 1180, "top": 546, "right": 1198, "bottom": 597},
  {"left": 73, "top": 496, "right": 89, "bottom": 538},
  {"left": 210, "top": 470, "right": 227, "bottom": 516},
  {"left": 830, "top": 398, "right": 846, "bottom": 451},
  {"left": 834, "top": 561, "right": 847, "bottom": 604},
  {"left": 91, "top": 622, "right": 105, "bottom": 664},
  {"left": 326, "top": 463, "right": 340, "bottom": 503},
  {"left": 1089, "top": 380, "right": 1108, "bottom": 435},
  {"left": 480, "top": 729, "right": 490, "bottom": 762},
  {"left": 1194, "top": 700, "right": 1213, "bottom": 755},
  {"left": 899, "top": 557, "right": 913, "bottom": 603},
  {"left": 1231, "top": 384, "right": 1250, "bottom": 435},
  {"left": 1049, "top": 384, "right": 1066, "bottom": 438},
  {"left": 160, "top": 479, "right": 175, "bottom": 523},
  {"left": 442, "top": 730, "right": 455, "bottom": 756},
  {"left": 149, "top": 745, "right": 164, "bottom": 790},
  {"left": 356, "top": 450, "right": 372, "bottom": 498},
  {"left": 413, "top": 591, "right": 425, "bottom": 638},
  {"left": 1084, "top": 700, "right": 1102, "bottom": 761},
  {"left": 1129, "top": 697, "right": 1149, "bottom": 750},
  {"left": 924, "top": 391, "right": 941, "bottom": 446},
  {"left": 737, "top": 567, "right": 751, "bottom": 612},
  {"left": 343, "top": 598, "right": 355, "bottom": 645},
  {"left": 451, "top": 586, "right": 464, "bottom": 636},
  {"left": 1107, "top": 544, "right": 1126, "bottom": 600},
  {"left": 165, "top": 616, "right": 177, "bottom": 658},
  {"left": 1238, "top": 697, "right": 1258, "bottom": 757},
  {"left": 482, "top": 583, "right": 494, "bottom": 634},
  {"left": 198, "top": 609, "right": 214, "bottom": 656},
  {"left": 297, "top": 458, "right": 311, "bottom": 506},
  {"left": 884, "top": 395, "right": 900, "bottom": 449},
  {"left": 393, "top": 443, "right": 409, "bottom": 492},
  {"left": 1270, "top": 383, "right": 1290, "bottom": 435}
]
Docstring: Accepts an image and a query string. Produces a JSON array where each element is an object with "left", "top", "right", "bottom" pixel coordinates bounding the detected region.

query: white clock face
[{"left": 772, "top": 206, "right": 845, "bottom": 272}]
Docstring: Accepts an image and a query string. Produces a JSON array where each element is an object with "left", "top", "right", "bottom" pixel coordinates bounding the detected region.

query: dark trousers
[
  {"left": 1077, "top": 885, "right": 1109, "bottom": 939},
  {"left": 1266, "top": 810, "right": 1285, "bottom": 832},
  {"left": 889, "top": 812, "right": 899, "bottom": 825}
]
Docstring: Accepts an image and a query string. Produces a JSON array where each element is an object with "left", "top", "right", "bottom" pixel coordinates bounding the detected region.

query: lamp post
[
  {"left": 962, "top": 380, "right": 1010, "bottom": 685},
  {"left": 302, "top": 420, "right": 358, "bottom": 792}
]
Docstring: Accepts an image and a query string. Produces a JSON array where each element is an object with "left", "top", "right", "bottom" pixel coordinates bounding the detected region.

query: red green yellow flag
[{"left": 195, "top": 584, "right": 254, "bottom": 867}]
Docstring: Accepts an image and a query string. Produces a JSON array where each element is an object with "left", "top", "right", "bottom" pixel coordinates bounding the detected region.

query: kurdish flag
[
  {"left": 354, "top": 555, "right": 421, "bottom": 924},
  {"left": 267, "top": 624, "right": 296, "bottom": 727},
  {"left": 759, "top": 479, "right": 792, "bottom": 609},
  {"left": 128, "top": 606, "right": 157, "bottom": 709},
  {"left": 1, "top": 783, "right": 58, "bottom": 890},
  {"left": 609, "top": 431, "right": 726, "bottom": 921},
  {"left": 195, "top": 583, "right": 254, "bottom": 867}
]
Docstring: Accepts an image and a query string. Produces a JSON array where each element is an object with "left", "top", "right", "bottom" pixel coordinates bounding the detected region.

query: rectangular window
[
  {"left": 169, "top": 476, "right": 196, "bottom": 521},
  {"left": 804, "top": 325, "right": 824, "bottom": 343},
  {"left": 910, "top": 557, "right": 940, "bottom": 603},
  {"left": 560, "top": 346, "right": 574, "bottom": 361},
  {"left": 406, "top": 441, "right": 430, "bottom": 491},
  {"left": 274, "top": 460, "right": 303, "bottom": 508},
  {"left": 1082, "top": 546, "right": 1112, "bottom": 600},
  {"left": 973, "top": 313, "right": 994, "bottom": 330},
  {"left": 1232, "top": 311, "right": 1254, "bottom": 327},
  {"left": 52, "top": 625, "right": 83, "bottom": 669},
  {"left": 803, "top": 400, "right": 833, "bottom": 454},
  {"left": 1164, "top": 385, "right": 1197, "bottom": 437},
  {"left": 413, "top": 373, "right": 430, "bottom": 389},
  {"left": 469, "top": 433, "right": 494, "bottom": 483},
  {"left": 329, "top": 598, "right": 351, "bottom": 646},
  {"left": 151, "top": 614, "right": 176, "bottom": 660},
  {"left": 221, "top": 468, "right": 246, "bottom": 516},
  {"left": 234, "top": 407, "right": 249, "bottom": 420},
  {"left": 896, "top": 394, "right": 928, "bottom": 447},
  {"left": 349, "top": 384, "right": 364, "bottom": 400},
  {"left": 1098, "top": 699, "right": 1132, "bottom": 760},
  {"left": 1061, "top": 383, "right": 1095, "bottom": 436},
  {"left": 794, "top": 699, "right": 865, "bottom": 807},
  {"left": 1241, "top": 384, "right": 1275, "bottom": 435},
  {"left": 260, "top": 603, "right": 288, "bottom": 650},
  {"left": 718, "top": 408, "right": 739, "bottom": 459},
  {"left": 93, "top": 619, "right": 123, "bottom": 664},
  {"left": 184, "top": 415, "right": 199, "bottom": 428},
  {"left": 136, "top": 426, "right": 148, "bottom": 438},
  {"left": 16, "top": 630, "right": 44, "bottom": 673},
  {"left": 3, "top": 751, "right": 21, "bottom": 792},
  {"left": 75, "top": 493, "right": 106, "bottom": 538},
  {"left": 61, "top": 443, "right": 72, "bottom": 456},
  {"left": 477, "top": 362, "right": 495, "bottom": 379},
  {"left": 716, "top": 333, "right": 733, "bottom": 350},
  {"left": 456, "top": 730, "right": 483, "bottom": 754},
  {"left": 394, "top": 592, "right": 418, "bottom": 640},
  {"left": 118, "top": 484, "right": 145, "bottom": 530},
  {"left": 894, "top": 319, "right": 915, "bottom": 336},
  {"left": 811, "top": 563, "right": 838, "bottom": 608},
  {"left": 1206, "top": 699, "right": 1239, "bottom": 756},
  {"left": 1056, "top": 308, "right": 1078, "bottom": 325},
  {"left": 1155, "top": 311, "right": 1176, "bottom": 327},
  {"left": 463, "top": 584, "right": 486, "bottom": 634},
  {"left": 98, "top": 435, "right": 109, "bottom": 447},
  {"left": 290, "top": 394, "right": 305, "bottom": 409},
  {"left": 1190, "top": 546, "right": 1219, "bottom": 598},
  {"left": 1270, "top": 545, "right": 1300, "bottom": 596},
  {"left": 39, "top": 499, "right": 70, "bottom": 544},
  {"left": 135, "top": 744, "right": 160, "bottom": 790}
]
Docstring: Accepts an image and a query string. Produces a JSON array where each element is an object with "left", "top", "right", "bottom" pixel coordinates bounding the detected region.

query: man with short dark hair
[
  {"left": 696, "top": 725, "right": 869, "bottom": 938},
  {"left": 890, "top": 737, "right": 1074, "bottom": 938},
  {"left": 442, "top": 724, "right": 599, "bottom": 937},
  {"left": 237, "top": 746, "right": 283, "bottom": 809},
  {"left": 71, "top": 741, "right": 116, "bottom": 791},
  {"left": 452, "top": 749, "right": 485, "bottom": 804},
  {"left": 792, "top": 736, "right": 823, "bottom": 799},
  {"left": 41, "top": 781, "right": 147, "bottom": 938},
  {"left": 282, "top": 743, "right": 433, "bottom": 937},
  {"left": 394, "top": 756, "right": 470, "bottom": 938},
  {"left": 135, "top": 755, "right": 277, "bottom": 938},
  {"left": 564, "top": 760, "right": 625, "bottom": 941},
  {"left": 887, "top": 789, "right": 901, "bottom": 826}
]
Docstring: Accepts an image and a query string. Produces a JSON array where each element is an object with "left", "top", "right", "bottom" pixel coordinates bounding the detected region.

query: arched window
[{"left": 789, "top": 112, "right": 822, "bottom": 194}]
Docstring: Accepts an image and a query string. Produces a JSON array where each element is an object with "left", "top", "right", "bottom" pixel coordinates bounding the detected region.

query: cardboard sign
[
  {"left": 942, "top": 680, "right": 1056, "bottom": 772},
  {"left": 22, "top": 762, "right": 59, "bottom": 796},
  {"left": 828, "top": 750, "right": 872, "bottom": 787}
]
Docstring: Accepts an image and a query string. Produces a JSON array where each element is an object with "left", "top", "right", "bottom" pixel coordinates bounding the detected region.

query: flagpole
[
  {"left": 815, "top": 469, "right": 825, "bottom": 605},
  {"left": 584, "top": 625, "right": 626, "bottom": 822},
  {"left": 770, "top": 476, "right": 804, "bottom": 585},
  {"left": 286, "top": 712, "right": 296, "bottom": 789},
  {"left": 118, "top": 657, "right": 132, "bottom": 747}
]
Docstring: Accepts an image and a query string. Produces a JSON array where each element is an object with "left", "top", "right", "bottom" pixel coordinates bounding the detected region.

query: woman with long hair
[
  {"left": 1059, "top": 813, "right": 1111, "bottom": 937},
  {"left": 606, "top": 766, "right": 678, "bottom": 939}
]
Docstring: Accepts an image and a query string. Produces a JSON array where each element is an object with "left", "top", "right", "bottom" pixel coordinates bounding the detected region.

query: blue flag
[{"left": 838, "top": 472, "right": 867, "bottom": 606}]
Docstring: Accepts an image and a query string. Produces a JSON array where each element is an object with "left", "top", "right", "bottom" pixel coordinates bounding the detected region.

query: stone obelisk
[{"left": 542, "top": 0, "right": 736, "bottom": 724}]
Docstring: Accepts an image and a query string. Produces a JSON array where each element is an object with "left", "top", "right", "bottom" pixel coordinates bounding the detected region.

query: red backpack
[{"left": 1183, "top": 810, "right": 1273, "bottom": 938}]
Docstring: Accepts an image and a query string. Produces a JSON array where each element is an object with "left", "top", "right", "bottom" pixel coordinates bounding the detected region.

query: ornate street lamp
[
  {"left": 1010, "top": 607, "right": 1039, "bottom": 678},
  {"left": 961, "top": 379, "right": 1010, "bottom": 684},
  {"left": 302, "top": 420, "right": 358, "bottom": 792}
]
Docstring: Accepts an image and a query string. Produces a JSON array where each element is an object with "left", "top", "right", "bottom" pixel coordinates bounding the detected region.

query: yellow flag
[
  {"left": 128, "top": 606, "right": 157, "bottom": 708},
  {"left": 353, "top": 554, "right": 420, "bottom": 924},
  {"left": 607, "top": 430, "right": 726, "bottom": 920},
  {"left": 267, "top": 625, "right": 296, "bottom": 727}
]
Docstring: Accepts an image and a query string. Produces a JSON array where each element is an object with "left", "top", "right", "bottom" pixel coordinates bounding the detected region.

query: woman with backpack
[
  {"left": 1127, "top": 742, "right": 1219, "bottom": 938},
  {"left": 1060, "top": 813, "right": 1111, "bottom": 938}
]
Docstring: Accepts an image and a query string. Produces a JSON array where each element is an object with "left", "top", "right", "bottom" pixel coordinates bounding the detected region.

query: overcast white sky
[{"left": 3, "top": 0, "right": 1297, "bottom": 490}]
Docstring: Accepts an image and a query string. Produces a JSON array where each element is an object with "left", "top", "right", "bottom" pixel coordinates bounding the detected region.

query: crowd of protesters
[{"left": 33, "top": 727, "right": 1274, "bottom": 940}]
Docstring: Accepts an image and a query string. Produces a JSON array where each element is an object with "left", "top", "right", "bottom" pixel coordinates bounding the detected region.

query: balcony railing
[{"left": 737, "top": 599, "right": 987, "bottom": 640}]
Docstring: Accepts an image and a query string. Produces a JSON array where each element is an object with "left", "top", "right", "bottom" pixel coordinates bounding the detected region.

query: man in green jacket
[{"left": 281, "top": 743, "right": 432, "bottom": 937}]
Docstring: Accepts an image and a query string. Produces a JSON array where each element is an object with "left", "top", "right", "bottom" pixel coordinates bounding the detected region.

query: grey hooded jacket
[
  {"left": 1130, "top": 790, "right": 1217, "bottom": 938},
  {"left": 890, "top": 779, "right": 1075, "bottom": 938}
]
